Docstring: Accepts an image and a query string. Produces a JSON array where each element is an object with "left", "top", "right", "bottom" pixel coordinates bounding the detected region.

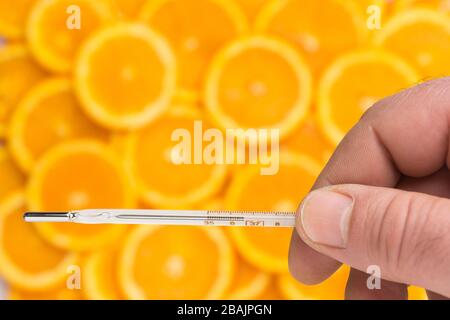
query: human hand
[{"left": 289, "top": 77, "right": 450, "bottom": 300}]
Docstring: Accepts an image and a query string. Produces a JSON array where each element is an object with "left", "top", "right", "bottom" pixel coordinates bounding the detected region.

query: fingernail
[{"left": 299, "top": 190, "right": 353, "bottom": 248}]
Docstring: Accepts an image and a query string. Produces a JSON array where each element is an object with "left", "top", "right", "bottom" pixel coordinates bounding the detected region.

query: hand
[{"left": 289, "top": 77, "right": 450, "bottom": 300}]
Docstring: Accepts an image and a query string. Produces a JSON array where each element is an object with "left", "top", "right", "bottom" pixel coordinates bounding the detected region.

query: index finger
[{"left": 289, "top": 77, "right": 450, "bottom": 284}]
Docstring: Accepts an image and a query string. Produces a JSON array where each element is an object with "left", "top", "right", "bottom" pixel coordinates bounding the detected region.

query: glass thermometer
[{"left": 24, "top": 209, "right": 296, "bottom": 228}]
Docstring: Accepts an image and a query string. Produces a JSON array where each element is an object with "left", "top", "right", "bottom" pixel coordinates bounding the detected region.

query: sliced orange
[
  {"left": 0, "top": 45, "right": 47, "bottom": 137},
  {"left": 408, "top": 286, "right": 428, "bottom": 300},
  {"left": 278, "top": 265, "right": 350, "bottom": 300},
  {"left": 353, "top": 0, "right": 396, "bottom": 26},
  {"left": 226, "top": 151, "right": 321, "bottom": 273},
  {"left": 204, "top": 35, "right": 312, "bottom": 141},
  {"left": 254, "top": 278, "right": 284, "bottom": 300},
  {"left": 8, "top": 78, "right": 109, "bottom": 172},
  {"left": 226, "top": 256, "right": 271, "bottom": 299},
  {"left": 107, "top": 0, "right": 148, "bottom": 19},
  {"left": 8, "top": 286, "right": 83, "bottom": 300},
  {"left": 124, "top": 106, "right": 227, "bottom": 209},
  {"left": 0, "top": 192, "right": 78, "bottom": 291},
  {"left": 395, "top": 0, "right": 450, "bottom": 15},
  {"left": 27, "top": 0, "right": 113, "bottom": 73},
  {"left": 0, "top": 0, "right": 37, "bottom": 39},
  {"left": 83, "top": 248, "right": 124, "bottom": 300},
  {"left": 75, "top": 23, "right": 176, "bottom": 130},
  {"left": 255, "top": 0, "right": 367, "bottom": 76},
  {"left": 282, "top": 114, "right": 333, "bottom": 165},
  {"left": 317, "top": 49, "right": 419, "bottom": 146},
  {"left": 27, "top": 140, "right": 133, "bottom": 251},
  {"left": 0, "top": 145, "right": 25, "bottom": 201},
  {"left": 374, "top": 9, "right": 450, "bottom": 78},
  {"left": 234, "top": 0, "right": 270, "bottom": 21},
  {"left": 119, "top": 225, "right": 235, "bottom": 299},
  {"left": 139, "top": 0, "right": 248, "bottom": 96}
]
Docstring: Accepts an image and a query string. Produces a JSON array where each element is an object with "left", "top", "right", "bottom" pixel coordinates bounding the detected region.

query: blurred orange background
[{"left": 0, "top": 0, "right": 449, "bottom": 300}]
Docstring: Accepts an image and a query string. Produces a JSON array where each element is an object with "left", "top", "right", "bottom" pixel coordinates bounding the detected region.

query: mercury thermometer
[{"left": 24, "top": 209, "right": 296, "bottom": 228}]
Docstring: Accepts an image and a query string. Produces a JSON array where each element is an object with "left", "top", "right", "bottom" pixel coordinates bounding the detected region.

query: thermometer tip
[{"left": 24, "top": 212, "right": 71, "bottom": 223}]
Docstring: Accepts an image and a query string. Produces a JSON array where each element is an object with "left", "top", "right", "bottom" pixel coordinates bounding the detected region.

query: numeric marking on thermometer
[{"left": 245, "top": 220, "right": 264, "bottom": 226}]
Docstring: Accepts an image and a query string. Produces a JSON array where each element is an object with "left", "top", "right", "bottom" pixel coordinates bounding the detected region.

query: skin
[{"left": 289, "top": 77, "right": 450, "bottom": 300}]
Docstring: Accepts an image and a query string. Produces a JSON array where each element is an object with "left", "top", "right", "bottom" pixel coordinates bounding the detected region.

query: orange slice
[
  {"left": 8, "top": 286, "right": 83, "bottom": 300},
  {"left": 395, "top": 0, "right": 450, "bottom": 15},
  {"left": 0, "top": 192, "right": 78, "bottom": 291},
  {"left": 0, "top": 145, "right": 25, "bottom": 201},
  {"left": 27, "top": 0, "right": 113, "bottom": 73},
  {"left": 282, "top": 114, "right": 333, "bottom": 165},
  {"left": 107, "top": 0, "right": 148, "bottom": 19},
  {"left": 8, "top": 78, "right": 109, "bottom": 172},
  {"left": 317, "top": 49, "right": 419, "bottom": 146},
  {"left": 374, "top": 9, "right": 450, "bottom": 78},
  {"left": 204, "top": 35, "right": 312, "bottom": 141},
  {"left": 139, "top": 0, "right": 248, "bottom": 96},
  {"left": 27, "top": 140, "right": 133, "bottom": 251},
  {"left": 83, "top": 248, "right": 123, "bottom": 300},
  {"left": 226, "top": 151, "right": 321, "bottom": 273},
  {"left": 278, "top": 265, "right": 350, "bottom": 300},
  {"left": 0, "top": 45, "right": 47, "bottom": 137},
  {"left": 124, "top": 106, "right": 227, "bottom": 208},
  {"left": 234, "top": 0, "right": 269, "bottom": 21},
  {"left": 119, "top": 225, "right": 235, "bottom": 299},
  {"left": 408, "top": 286, "right": 428, "bottom": 300},
  {"left": 254, "top": 278, "right": 284, "bottom": 300},
  {"left": 0, "top": 0, "right": 37, "bottom": 39},
  {"left": 255, "top": 0, "right": 366, "bottom": 76},
  {"left": 226, "top": 256, "right": 271, "bottom": 299},
  {"left": 75, "top": 23, "right": 176, "bottom": 130}
]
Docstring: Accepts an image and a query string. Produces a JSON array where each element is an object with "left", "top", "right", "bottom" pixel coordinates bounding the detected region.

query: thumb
[{"left": 295, "top": 184, "right": 450, "bottom": 298}]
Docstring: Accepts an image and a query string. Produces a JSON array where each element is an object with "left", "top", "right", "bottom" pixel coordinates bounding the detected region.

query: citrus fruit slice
[
  {"left": 226, "top": 256, "right": 271, "bottom": 299},
  {"left": 27, "top": 0, "right": 113, "bottom": 73},
  {"left": 0, "top": 145, "right": 25, "bottom": 201},
  {"left": 83, "top": 248, "right": 123, "bottom": 300},
  {"left": 8, "top": 286, "right": 83, "bottom": 300},
  {"left": 374, "top": 9, "right": 450, "bottom": 78},
  {"left": 27, "top": 140, "right": 133, "bottom": 251},
  {"left": 204, "top": 35, "right": 312, "bottom": 141},
  {"left": 107, "top": 0, "right": 148, "bottom": 19},
  {"left": 255, "top": 278, "right": 284, "bottom": 300},
  {"left": 255, "top": 0, "right": 367, "bottom": 76},
  {"left": 0, "top": 0, "right": 37, "bottom": 39},
  {"left": 317, "top": 49, "right": 419, "bottom": 146},
  {"left": 408, "top": 286, "right": 428, "bottom": 300},
  {"left": 139, "top": 0, "right": 248, "bottom": 95},
  {"left": 234, "top": 0, "right": 269, "bottom": 21},
  {"left": 124, "top": 106, "right": 227, "bottom": 209},
  {"left": 75, "top": 23, "right": 176, "bottom": 130},
  {"left": 226, "top": 151, "right": 321, "bottom": 273},
  {"left": 0, "top": 192, "right": 78, "bottom": 291},
  {"left": 0, "top": 44, "right": 46, "bottom": 137},
  {"left": 119, "top": 225, "right": 235, "bottom": 299},
  {"left": 278, "top": 265, "right": 350, "bottom": 300},
  {"left": 282, "top": 114, "right": 333, "bottom": 165},
  {"left": 395, "top": 0, "right": 450, "bottom": 15},
  {"left": 8, "top": 78, "right": 109, "bottom": 172}
]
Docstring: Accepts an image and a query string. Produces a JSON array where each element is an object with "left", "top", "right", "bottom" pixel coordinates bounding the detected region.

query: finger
[
  {"left": 288, "top": 232, "right": 341, "bottom": 284},
  {"left": 289, "top": 77, "right": 450, "bottom": 284},
  {"left": 397, "top": 167, "right": 450, "bottom": 198},
  {"left": 345, "top": 268, "right": 407, "bottom": 300},
  {"left": 344, "top": 168, "right": 450, "bottom": 300},
  {"left": 426, "top": 290, "right": 450, "bottom": 300},
  {"left": 296, "top": 184, "right": 450, "bottom": 298}
]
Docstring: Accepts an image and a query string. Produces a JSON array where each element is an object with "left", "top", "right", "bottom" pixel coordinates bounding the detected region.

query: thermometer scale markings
[{"left": 24, "top": 209, "right": 297, "bottom": 228}]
